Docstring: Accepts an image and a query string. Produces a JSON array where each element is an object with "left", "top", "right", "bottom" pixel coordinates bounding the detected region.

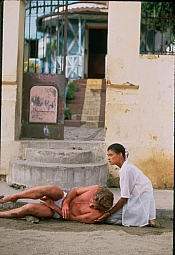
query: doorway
[{"left": 88, "top": 28, "right": 107, "bottom": 79}]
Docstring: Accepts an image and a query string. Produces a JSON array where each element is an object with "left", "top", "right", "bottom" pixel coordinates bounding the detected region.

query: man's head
[{"left": 90, "top": 187, "right": 114, "bottom": 212}]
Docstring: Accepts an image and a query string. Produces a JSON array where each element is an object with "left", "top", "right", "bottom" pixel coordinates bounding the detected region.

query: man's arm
[
  {"left": 40, "top": 196, "right": 62, "bottom": 216},
  {"left": 62, "top": 185, "right": 101, "bottom": 219},
  {"left": 68, "top": 210, "right": 103, "bottom": 224}
]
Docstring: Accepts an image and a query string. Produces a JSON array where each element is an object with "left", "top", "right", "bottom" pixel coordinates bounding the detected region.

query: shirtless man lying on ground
[{"left": 0, "top": 185, "right": 114, "bottom": 224}]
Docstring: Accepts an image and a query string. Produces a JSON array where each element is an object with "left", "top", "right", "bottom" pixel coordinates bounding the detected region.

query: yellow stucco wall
[{"left": 105, "top": 2, "right": 174, "bottom": 189}]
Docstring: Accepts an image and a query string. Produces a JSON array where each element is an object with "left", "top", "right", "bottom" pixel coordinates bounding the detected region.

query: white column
[{"left": 1, "top": 0, "right": 26, "bottom": 176}]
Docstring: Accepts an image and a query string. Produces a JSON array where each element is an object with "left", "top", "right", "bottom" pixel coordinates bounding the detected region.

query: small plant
[
  {"left": 51, "top": 39, "right": 57, "bottom": 51},
  {"left": 66, "top": 82, "right": 79, "bottom": 100},
  {"left": 64, "top": 107, "right": 72, "bottom": 120}
]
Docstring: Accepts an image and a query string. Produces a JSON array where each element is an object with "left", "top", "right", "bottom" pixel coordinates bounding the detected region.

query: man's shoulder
[
  {"left": 91, "top": 184, "right": 102, "bottom": 188},
  {"left": 85, "top": 184, "right": 101, "bottom": 189},
  {"left": 88, "top": 185, "right": 102, "bottom": 191}
]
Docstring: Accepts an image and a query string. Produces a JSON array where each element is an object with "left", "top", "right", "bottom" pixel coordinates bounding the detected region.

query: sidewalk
[
  {"left": 0, "top": 180, "right": 173, "bottom": 219},
  {"left": 64, "top": 126, "right": 105, "bottom": 141},
  {"left": 0, "top": 127, "right": 174, "bottom": 220}
]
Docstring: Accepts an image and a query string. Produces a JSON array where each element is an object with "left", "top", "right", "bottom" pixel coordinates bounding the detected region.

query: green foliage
[
  {"left": 51, "top": 39, "right": 57, "bottom": 50},
  {"left": 66, "top": 82, "right": 79, "bottom": 100},
  {"left": 141, "top": 2, "right": 174, "bottom": 17},
  {"left": 64, "top": 107, "right": 72, "bottom": 120},
  {"left": 142, "top": 2, "right": 173, "bottom": 17},
  {"left": 47, "top": 39, "right": 63, "bottom": 54},
  {"left": 141, "top": 2, "right": 175, "bottom": 35}
]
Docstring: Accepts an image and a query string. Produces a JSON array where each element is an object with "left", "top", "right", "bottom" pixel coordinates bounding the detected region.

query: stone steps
[
  {"left": 25, "top": 148, "right": 93, "bottom": 164},
  {"left": 8, "top": 140, "right": 108, "bottom": 191},
  {"left": 65, "top": 79, "right": 106, "bottom": 127},
  {"left": 64, "top": 119, "right": 86, "bottom": 127}
]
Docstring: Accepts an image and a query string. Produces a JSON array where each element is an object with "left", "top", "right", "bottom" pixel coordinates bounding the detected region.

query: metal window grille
[
  {"left": 24, "top": 0, "right": 68, "bottom": 75},
  {"left": 140, "top": 4, "right": 175, "bottom": 55},
  {"left": 24, "top": 1, "right": 175, "bottom": 76}
]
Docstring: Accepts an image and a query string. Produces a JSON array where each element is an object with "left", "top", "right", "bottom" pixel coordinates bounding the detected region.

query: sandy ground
[
  {"left": 0, "top": 127, "right": 173, "bottom": 255},
  {"left": 0, "top": 217, "right": 173, "bottom": 255}
]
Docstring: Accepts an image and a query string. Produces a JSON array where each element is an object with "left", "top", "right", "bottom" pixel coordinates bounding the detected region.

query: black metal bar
[
  {"left": 34, "top": 0, "right": 39, "bottom": 73},
  {"left": 144, "top": 10, "right": 148, "bottom": 54},
  {"left": 152, "top": 7, "right": 155, "bottom": 54},
  {"left": 63, "top": 0, "right": 68, "bottom": 76},
  {"left": 28, "top": 1, "right": 31, "bottom": 72},
  {"left": 49, "top": 0, "right": 52, "bottom": 73},
  {"left": 141, "top": 4, "right": 175, "bottom": 55},
  {"left": 56, "top": 0, "right": 60, "bottom": 74}
]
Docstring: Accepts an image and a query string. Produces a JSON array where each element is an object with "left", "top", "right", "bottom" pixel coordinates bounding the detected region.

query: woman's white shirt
[{"left": 118, "top": 160, "right": 156, "bottom": 227}]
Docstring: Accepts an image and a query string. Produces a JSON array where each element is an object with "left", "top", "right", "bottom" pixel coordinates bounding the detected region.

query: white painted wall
[
  {"left": 105, "top": 2, "right": 174, "bottom": 189},
  {"left": 1, "top": 0, "right": 25, "bottom": 176}
]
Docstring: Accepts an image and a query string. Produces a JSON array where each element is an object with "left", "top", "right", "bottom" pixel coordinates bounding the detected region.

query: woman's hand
[
  {"left": 94, "top": 212, "right": 111, "bottom": 223},
  {"left": 40, "top": 196, "right": 55, "bottom": 210}
]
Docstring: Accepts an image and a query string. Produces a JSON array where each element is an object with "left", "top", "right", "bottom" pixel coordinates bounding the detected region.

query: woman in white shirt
[{"left": 96, "top": 143, "right": 156, "bottom": 227}]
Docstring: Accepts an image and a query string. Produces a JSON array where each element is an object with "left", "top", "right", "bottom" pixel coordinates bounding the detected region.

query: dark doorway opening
[{"left": 88, "top": 28, "right": 107, "bottom": 79}]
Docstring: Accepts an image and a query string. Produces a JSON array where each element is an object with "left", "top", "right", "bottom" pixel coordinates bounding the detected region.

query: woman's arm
[
  {"left": 109, "top": 197, "right": 128, "bottom": 214},
  {"left": 94, "top": 197, "right": 128, "bottom": 222}
]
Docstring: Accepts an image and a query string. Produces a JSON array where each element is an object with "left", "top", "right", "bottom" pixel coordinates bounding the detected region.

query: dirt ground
[{"left": 0, "top": 217, "right": 173, "bottom": 255}]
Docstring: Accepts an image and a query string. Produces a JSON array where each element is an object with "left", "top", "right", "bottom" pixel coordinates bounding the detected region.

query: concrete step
[
  {"left": 65, "top": 79, "right": 106, "bottom": 129},
  {"left": 71, "top": 114, "right": 82, "bottom": 120},
  {"left": 9, "top": 160, "right": 108, "bottom": 190},
  {"left": 68, "top": 108, "right": 83, "bottom": 115},
  {"left": 8, "top": 140, "right": 107, "bottom": 190},
  {"left": 98, "top": 121, "right": 105, "bottom": 128},
  {"left": 64, "top": 120, "right": 86, "bottom": 127},
  {"left": 82, "top": 121, "right": 105, "bottom": 128},
  {"left": 83, "top": 115, "right": 100, "bottom": 121},
  {"left": 72, "top": 79, "right": 87, "bottom": 86},
  {"left": 67, "top": 103, "right": 85, "bottom": 110},
  {"left": 71, "top": 114, "right": 105, "bottom": 122},
  {"left": 99, "top": 115, "right": 105, "bottom": 121},
  {"left": 25, "top": 148, "right": 93, "bottom": 164},
  {"left": 82, "top": 109, "right": 101, "bottom": 115},
  {"left": 67, "top": 98, "right": 84, "bottom": 104},
  {"left": 65, "top": 119, "right": 105, "bottom": 128},
  {"left": 11, "top": 140, "right": 106, "bottom": 154}
]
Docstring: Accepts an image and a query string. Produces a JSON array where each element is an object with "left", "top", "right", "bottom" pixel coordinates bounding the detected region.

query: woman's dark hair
[{"left": 107, "top": 143, "right": 125, "bottom": 158}]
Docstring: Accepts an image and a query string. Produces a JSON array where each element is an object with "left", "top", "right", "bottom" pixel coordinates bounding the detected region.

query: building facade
[{"left": 1, "top": 1, "right": 174, "bottom": 189}]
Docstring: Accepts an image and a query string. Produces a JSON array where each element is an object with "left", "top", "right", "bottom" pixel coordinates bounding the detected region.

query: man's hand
[
  {"left": 94, "top": 212, "right": 110, "bottom": 223},
  {"left": 62, "top": 200, "right": 70, "bottom": 219},
  {"left": 40, "top": 196, "right": 55, "bottom": 210}
]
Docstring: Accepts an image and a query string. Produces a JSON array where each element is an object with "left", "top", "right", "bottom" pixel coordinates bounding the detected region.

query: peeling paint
[
  {"left": 134, "top": 154, "right": 174, "bottom": 189},
  {"left": 108, "top": 153, "right": 174, "bottom": 189},
  {"left": 140, "top": 55, "right": 158, "bottom": 59},
  {"left": 149, "top": 134, "right": 158, "bottom": 140}
]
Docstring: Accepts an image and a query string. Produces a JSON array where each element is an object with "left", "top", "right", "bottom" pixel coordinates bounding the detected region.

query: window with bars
[
  {"left": 23, "top": 1, "right": 175, "bottom": 77},
  {"left": 140, "top": 2, "right": 175, "bottom": 55}
]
